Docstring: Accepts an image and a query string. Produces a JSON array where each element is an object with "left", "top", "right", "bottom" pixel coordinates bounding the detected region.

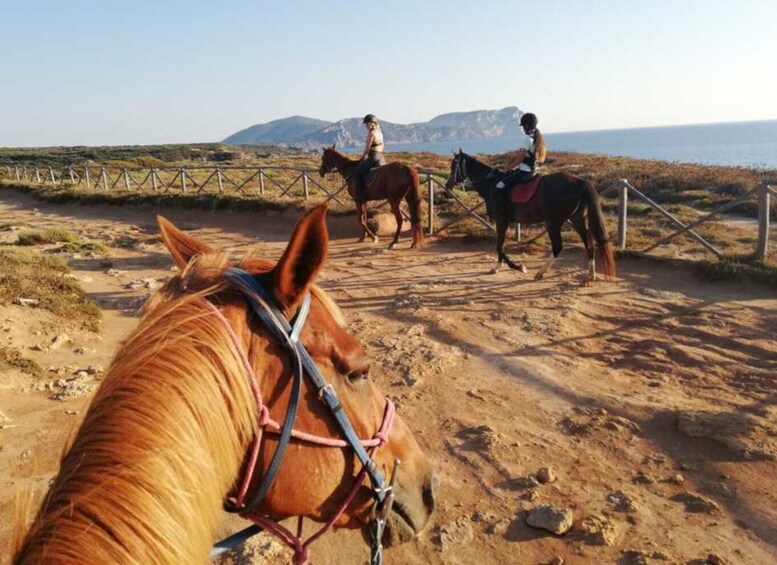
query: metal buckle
[{"left": 368, "top": 460, "right": 400, "bottom": 565}]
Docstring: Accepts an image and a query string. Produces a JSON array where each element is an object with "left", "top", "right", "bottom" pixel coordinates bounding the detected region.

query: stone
[
  {"left": 437, "top": 516, "right": 474, "bottom": 548},
  {"left": 537, "top": 467, "right": 556, "bottom": 484},
  {"left": 665, "top": 473, "right": 684, "bottom": 485},
  {"left": 607, "top": 490, "right": 638, "bottom": 513},
  {"left": 525, "top": 504, "right": 574, "bottom": 535},
  {"left": 632, "top": 471, "right": 655, "bottom": 484},
  {"left": 618, "top": 550, "right": 649, "bottom": 565},
  {"left": 670, "top": 492, "right": 719, "bottom": 513},
  {"left": 574, "top": 514, "right": 618, "bottom": 546},
  {"left": 487, "top": 517, "right": 512, "bottom": 535},
  {"left": 49, "top": 334, "right": 71, "bottom": 351}
]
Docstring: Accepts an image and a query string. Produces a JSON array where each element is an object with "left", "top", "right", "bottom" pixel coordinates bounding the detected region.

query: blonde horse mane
[{"left": 13, "top": 251, "right": 343, "bottom": 564}]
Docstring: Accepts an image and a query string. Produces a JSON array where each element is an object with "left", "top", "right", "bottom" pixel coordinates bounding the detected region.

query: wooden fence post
[
  {"left": 617, "top": 180, "right": 628, "bottom": 249},
  {"left": 49, "top": 167, "right": 56, "bottom": 184},
  {"left": 181, "top": 169, "right": 187, "bottom": 193},
  {"left": 68, "top": 167, "right": 75, "bottom": 184},
  {"left": 216, "top": 167, "right": 223, "bottom": 193},
  {"left": 101, "top": 167, "right": 108, "bottom": 191},
  {"left": 35, "top": 168, "right": 41, "bottom": 183},
  {"left": 259, "top": 170, "right": 265, "bottom": 195},
  {"left": 302, "top": 172, "right": 309, "bottom": 199},
  {"left": 151, "top": 169, "right": 159, "bottom": 191},
  {"left": 15, "top": 166, "right": 20, "bottom": 180},
  {"left": 515, "top": 223, "right": 522, "bottom": 241},
  {"left": 426, "top": 174, "right": 434, "bottom": 235},
  {"left": 756, "top": 182, "right": 771, "bottom": 260},
  {"left": 123, "top": 169, "right": 130, "bottom": 191},
  {"left": 84, "top": 166, "right": 91, "bottom": 188}
]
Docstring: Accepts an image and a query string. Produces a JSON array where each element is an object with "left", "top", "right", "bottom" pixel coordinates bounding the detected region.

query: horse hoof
[
  {"left": 519, "top": 264, "right": 528, "bottom": 274},
  {"left": 579, "top": 279, "right": 591, "bottom": 288},
  {"left": 388, "top": 243, "right": 396, "bottom": 250},
  {"left": 373, "top": 237, "right": 379, "bottom": 244},
  {"left": 534, "top": 272, "right": 544, "bottom": 281},
  {"left": 489, "top": 267, "right": 500, "bottom": 275}
]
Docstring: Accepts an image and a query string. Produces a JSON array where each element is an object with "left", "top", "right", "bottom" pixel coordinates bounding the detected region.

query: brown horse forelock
[{"left": 13, "top": 250, "right": 420, "bottom": 563}]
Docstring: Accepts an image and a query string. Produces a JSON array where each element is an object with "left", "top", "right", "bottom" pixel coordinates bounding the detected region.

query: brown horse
[
  {"left": 446, "top": 151, "right": 616, "bottom": 284},
  {"left": 13, "top": 206, "right": 434, "bottom": 564},
  {"left": 319, "top": 145, "right": 424, "bottom": 249}
]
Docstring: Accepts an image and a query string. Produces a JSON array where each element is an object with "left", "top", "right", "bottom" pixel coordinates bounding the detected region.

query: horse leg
[
  {"left": 571, "top": 213, "right": 595, "bottom": 286},
  {"left": 492, "top": 217, "right": 527, "bottom": 274},
  {"left": 388, "top": 200, "right": 402, "bottom": 249},
  {"left": 357, "top": 202, "right": 378, "bottom": 243},
  {"left": 535, "top": 223, "right": 562, "bottom": 280}
]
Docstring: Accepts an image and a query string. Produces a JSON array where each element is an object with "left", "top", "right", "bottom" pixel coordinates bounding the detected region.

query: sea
[{"left": 386, "top": 119, "right": 777, "bottom": 170}]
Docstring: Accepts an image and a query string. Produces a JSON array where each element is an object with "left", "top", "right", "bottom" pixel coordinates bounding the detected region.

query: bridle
[
  {"left": 445, "top": 152, "right": 467, "bottom": 188},
  {"left": 208, "top": 267, "right": 398, "bottom": 565},
  {"left": 446, "top": 152, "right": 499, "bottom": 191}
]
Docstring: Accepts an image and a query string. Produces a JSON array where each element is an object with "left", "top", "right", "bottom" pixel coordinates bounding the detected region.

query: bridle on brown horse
[{"left": 209, "top": 267, "right": 399, "bottom": 565}]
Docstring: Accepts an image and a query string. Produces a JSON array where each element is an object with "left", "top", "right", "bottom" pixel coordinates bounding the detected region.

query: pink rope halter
[{"left": 204, "top": 299, "right": 396, "bottom": 564}]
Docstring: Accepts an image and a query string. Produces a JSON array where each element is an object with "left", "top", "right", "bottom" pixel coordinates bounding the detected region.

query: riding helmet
[
  {"left": 520, "top": 113, "right": 538, "bottom": 128},
  {"left": 362, "top": 114, "right": 378, "bottom": 124}
]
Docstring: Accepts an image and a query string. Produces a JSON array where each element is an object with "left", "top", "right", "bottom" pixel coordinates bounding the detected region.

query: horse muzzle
[{"left": 372, "top": 469, "right": 436, "bottom": 547}]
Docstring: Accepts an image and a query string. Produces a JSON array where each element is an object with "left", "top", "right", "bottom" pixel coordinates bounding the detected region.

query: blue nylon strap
[
  {"left": 222, "top": 271, "right": 307, "bottom": 514},
  {"left": 222, "top": 268, "right": 387, "bottom": 504}
]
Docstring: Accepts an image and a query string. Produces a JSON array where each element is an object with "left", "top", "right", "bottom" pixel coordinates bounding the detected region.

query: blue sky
[{"left": 1, "top": 0, "right": 775, "bottom": 147}]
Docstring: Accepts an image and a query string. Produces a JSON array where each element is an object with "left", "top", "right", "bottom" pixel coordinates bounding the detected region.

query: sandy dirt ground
[{"left": 1, "top": 188, "right": 776, "bottom": 565}]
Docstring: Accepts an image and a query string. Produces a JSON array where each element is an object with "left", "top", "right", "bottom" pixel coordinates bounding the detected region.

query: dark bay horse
[
  {"left": 14, "top": 206, "right": 434, "bottom": 564},
  {"left": 445, "top": 151, "right": 615, "bottom": 283},
  {"left": 319, "top": 145, "right": 424, "bottom": 249}
]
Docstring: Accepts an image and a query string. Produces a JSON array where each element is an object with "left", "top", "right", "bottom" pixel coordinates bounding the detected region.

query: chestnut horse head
[{"left": 14, "top": 205, "right": 434, "bottom": 564}]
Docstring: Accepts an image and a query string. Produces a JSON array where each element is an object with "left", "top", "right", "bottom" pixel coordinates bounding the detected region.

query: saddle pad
[{"left": 510, "top": 175, "right": 541, "bottom": 204}]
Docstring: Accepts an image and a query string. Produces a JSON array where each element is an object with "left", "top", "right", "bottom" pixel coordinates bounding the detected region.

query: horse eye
[{"left": 347, "top": 366, "right": 370, "bottom": 384}]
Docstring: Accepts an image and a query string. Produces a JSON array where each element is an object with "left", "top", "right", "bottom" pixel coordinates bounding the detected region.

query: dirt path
[{"left": 1, "top": 189, "right": 775, "bottom": 565}]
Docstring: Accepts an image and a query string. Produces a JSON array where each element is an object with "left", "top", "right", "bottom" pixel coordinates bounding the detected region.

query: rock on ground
[{"left": 525, "top": 504, "right": 574, "bottom": 535}]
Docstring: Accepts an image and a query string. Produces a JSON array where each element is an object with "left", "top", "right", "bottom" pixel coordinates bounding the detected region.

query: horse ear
[
  {"left": 271, "top": 204, "right": 329, "bottom": 311},
  {"left": 331, "top": 142, "right": 337, "bottom": 150},
  {"left": 157, "top": 215, "right": 214, "bottom": 270}
]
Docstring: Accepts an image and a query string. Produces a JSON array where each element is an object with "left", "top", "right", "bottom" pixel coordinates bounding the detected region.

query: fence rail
[{"left": 2, "top": 164, "right": 773, "bottom": 260}]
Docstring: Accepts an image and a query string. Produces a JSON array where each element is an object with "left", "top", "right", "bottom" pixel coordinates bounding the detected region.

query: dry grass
[
  {"left": 0, "top": 345, "right": 42, "bottom": 378},
  {"left": 0, "top": 247, "right": 101, "bottom": 330},
  {"left": 2, "top": 144, "right": 775, "bottom": 265},
  {"left": 16, "top": 227, "right": 78, "bottom": 246}
]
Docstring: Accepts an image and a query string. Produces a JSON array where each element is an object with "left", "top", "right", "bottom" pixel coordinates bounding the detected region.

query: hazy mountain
[
  {"left": 223, "top": 107, "right": 523, "bottom": 148},
  {"left": 223, "top": 116, "right": 334, "bottom": 145}
]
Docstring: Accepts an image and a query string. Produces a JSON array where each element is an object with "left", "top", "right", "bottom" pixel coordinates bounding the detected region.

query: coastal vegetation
[{"left": 1, "top": 144, "right": 774, "bottom": 281}]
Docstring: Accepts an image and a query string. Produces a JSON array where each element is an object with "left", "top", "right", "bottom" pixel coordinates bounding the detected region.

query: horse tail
[
  {"left": 582, "top": 180, "right": 616, "bottom": 279},
  {"left": 404, "top": 166, "right": 425, "bottom": 247}
]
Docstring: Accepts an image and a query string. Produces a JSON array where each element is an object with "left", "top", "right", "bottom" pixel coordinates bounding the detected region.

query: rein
[{"left": 208, "top": 267, "right": 397, "bottom": 565}]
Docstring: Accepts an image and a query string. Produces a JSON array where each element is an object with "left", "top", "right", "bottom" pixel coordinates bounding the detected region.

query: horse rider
[
  {"left": 352, "top": 114, "right": 386, "bottom": 201},
  {"left": 491, "top": 112, "right": 547, "bottom": 220}
]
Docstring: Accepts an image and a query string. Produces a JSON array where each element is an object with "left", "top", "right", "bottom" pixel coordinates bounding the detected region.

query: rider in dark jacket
[{"left": 490, "top": 112, "right": 547, "bottom": 220}]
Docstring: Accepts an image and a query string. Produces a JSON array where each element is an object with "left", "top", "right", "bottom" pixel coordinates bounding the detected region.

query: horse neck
[
  {"left": 14, "top": 297, "right": 259, "bottom": 564},
  {"left": 463, "top": 155, "right": 494, "bottom": 182},
  {"left": 331, "top": 151, "right": 358, "bottom": 177}
]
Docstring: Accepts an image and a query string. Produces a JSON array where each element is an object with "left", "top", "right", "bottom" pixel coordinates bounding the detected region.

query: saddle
[
  {"left": 509, "top": 174, "right": 541, "bottom": 204},
  {"left": 364, "top": 165, "right": 383, "bottom": 186}
]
